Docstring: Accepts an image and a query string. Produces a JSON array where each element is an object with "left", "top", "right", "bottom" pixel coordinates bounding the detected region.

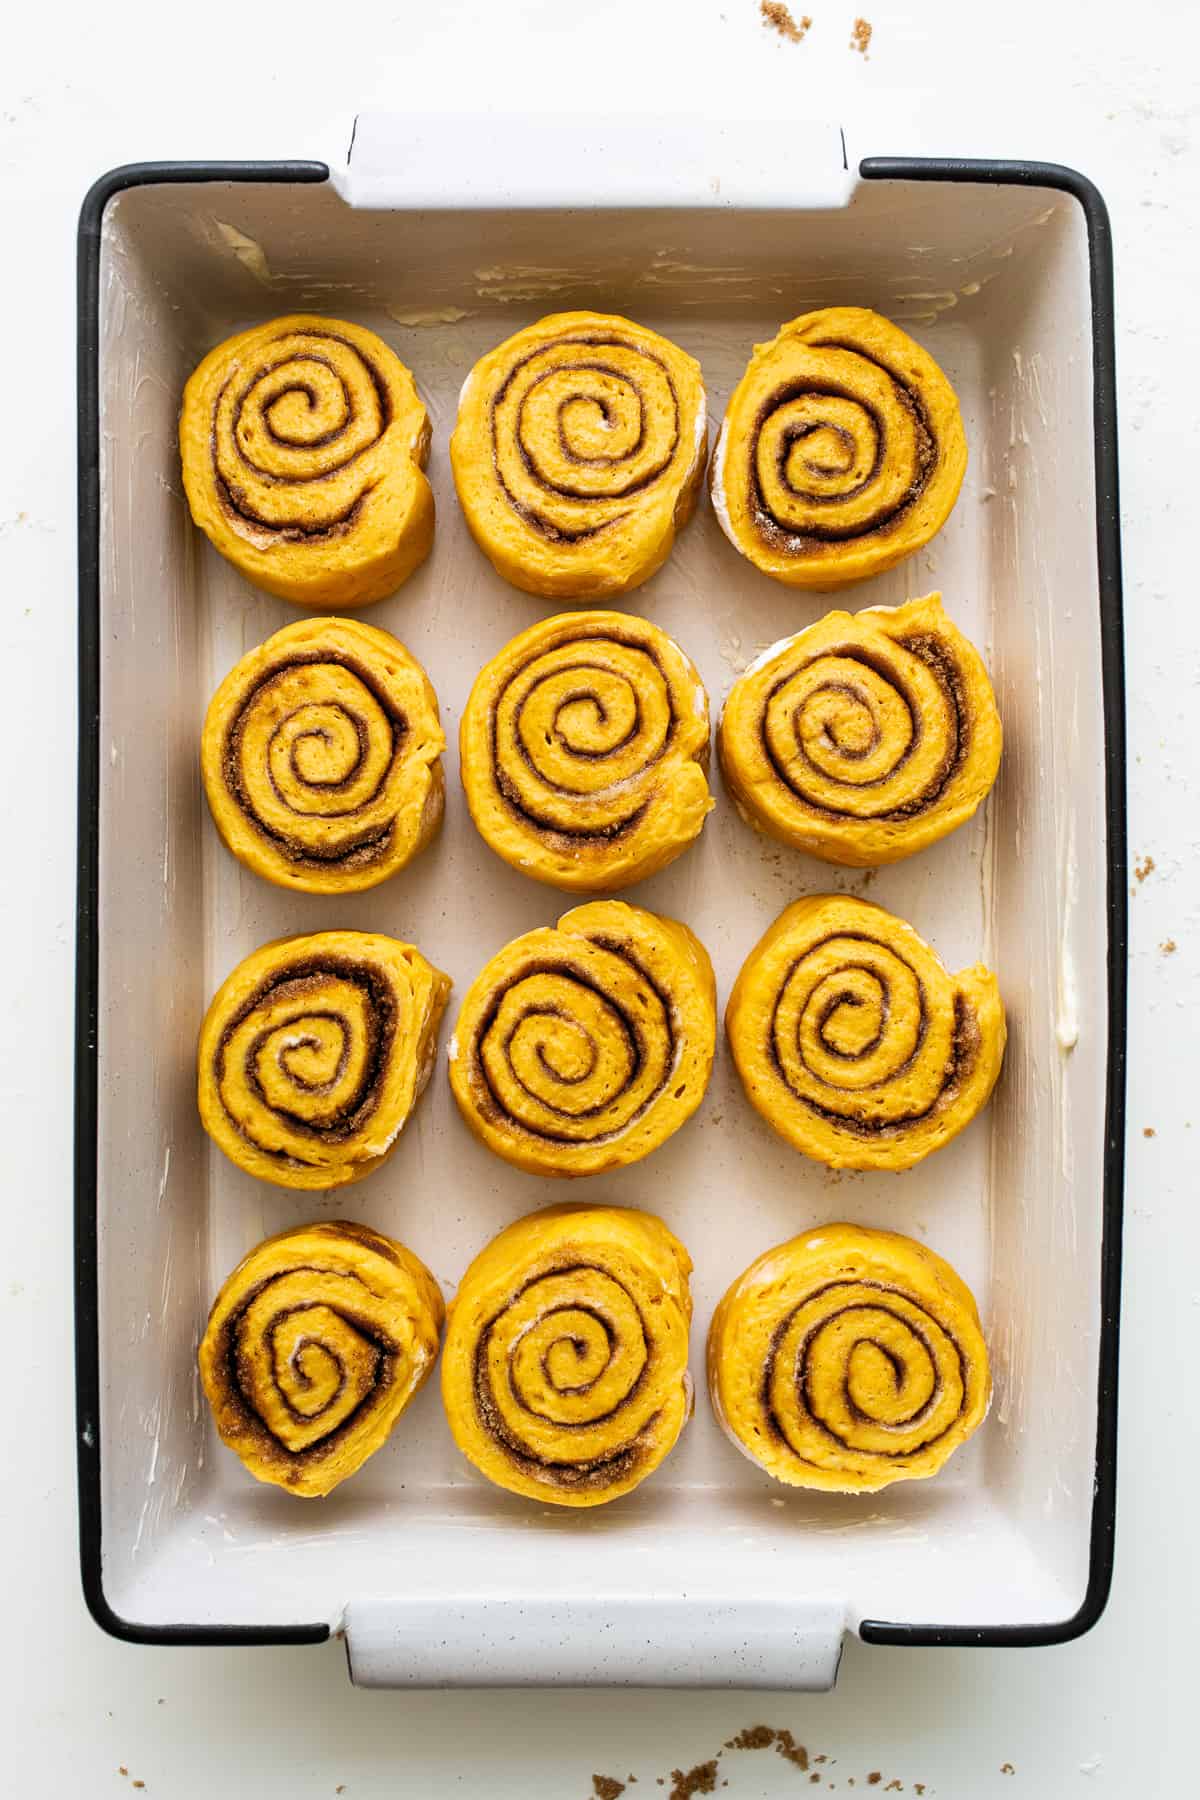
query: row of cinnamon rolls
[
  {"left": 179, "top": 307, "right": 967, "bottom": 608},
  {"left": 200, "top": 1211, "right": 991, "bottom": 1508},
  {"left": 198, "top": 896, "right": 1005, "bottom": 1191},
  {"left": 202, "top": 598, "right": 1002, "bottom": 896}
]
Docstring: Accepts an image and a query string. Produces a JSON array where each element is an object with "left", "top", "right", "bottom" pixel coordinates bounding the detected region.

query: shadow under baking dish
[{"left": 84, "top": 165, "right": 1119, "bottom": 1658}]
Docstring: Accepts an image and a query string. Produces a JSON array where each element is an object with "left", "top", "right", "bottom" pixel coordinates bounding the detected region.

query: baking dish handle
[
  {"left": 344, "top": 1595, "right": 847, "bottom": 1688},
  {"left": 330, "top": 113, "right": 856, "bottom": 211}
]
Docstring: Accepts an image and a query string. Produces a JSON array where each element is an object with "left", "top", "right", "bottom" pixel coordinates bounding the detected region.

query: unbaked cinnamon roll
[
  {"left": 201, "top": 617, "right": 445, "bottom": 893},
  {"left": 441, "top": 1206, "right": 693, "bottom": 1507},
  {"left": 451, "top": 311, "right": 707, "bottom": 598},
  {"left": 727, "top": 895, "right": 1005, "bottom": 1171},
  {"left": 199, "top": 1221, "right": 443, "bottom": 1497},
  {"left": 708, "top": 1223, "right": 990, "bottom": 1492},
  {"left": 711, "top": 308, "right": 966, "bottom": 588},
  {"left": 718, "top": 593, "right": 1001, "bottom": 865},
  {"left": 449, "top": 901, "right": 716, "bottom": 1177},
  {"left": 180, "top": 315, "right": 434, "bottom": 607},
  {"left": 198, "top": 931, "right": 450, "bottom": 1190},
  {"left": 459, "top": 609, "right": 712, "bottom": 892}
]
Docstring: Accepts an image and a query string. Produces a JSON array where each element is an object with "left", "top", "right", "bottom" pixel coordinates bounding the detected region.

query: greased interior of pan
[{"left": 138, "top": 274, "right": 1038, "bottom": 1553}]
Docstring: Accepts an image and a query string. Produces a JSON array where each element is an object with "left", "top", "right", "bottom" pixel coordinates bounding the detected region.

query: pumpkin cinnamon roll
[
  {"left": 198, "top": 931, "right": 450, "bottom": 1190},
  {"left": 201, "top": 617, "right": 445, "bottom": 893},
  {"left": 199, "top": 1221, "right": 444, "bottom": 1497},
  {"left": 179, "top": 315, "right": 434, "bottom": 608},
  {"left": 718, "top": 594, "right": 1001, "bottom": 866},
  {"left": 460, "top": 610, "right": 712, "bottom": 892},
  {"left": 442, "top": 1206, "right": 693, "bottom": 1507},
  {"left": 727, "top": 896, "right": 1004, "bottom": 1171},
  {"left": 708, "top": 1223, "right": 990, "bottom": 1493},
  {"left": 449, "top": 901, "right": 716, "bottom": 1177},
  {"left": 711, "top": 308, "right": 967, "bottom": 588},
  {"left": 450, "top": 311, "right": 707, "bottom": 598}
]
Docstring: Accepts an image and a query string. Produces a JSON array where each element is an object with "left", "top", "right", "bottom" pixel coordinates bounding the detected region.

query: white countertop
[{"left": 1, "top": 0, "right": 1194, "bottom": 1791}]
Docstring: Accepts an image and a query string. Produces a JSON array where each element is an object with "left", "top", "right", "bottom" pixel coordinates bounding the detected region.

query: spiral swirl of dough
[
  {"left": 451, "top": 312, "right": 707, "bottom": 598},
  {"left": 201, "top": 618, "right": 445, "bottom": 892},
  {"left": 726, "top": 896, "right": 1005, "bottom": 1171},
  {"left": 708, "top": 1224, "right": 990, "bottom": 1492},
  {"left": 449, "top": 902, "right": 716, "bottom": 1178},
  {"left": 441, "top": 1206, "right": 693, "bottom": 1507},
  {"left": 719, "top": 594, "right": 1001, "bottom": 866},
  {"left": 459, "top": 611, "right": 712, "bottom": 892},
  {"left": 199, "top": 1222, "right": 444, "bottom": 1497},
  {"left": 197, "top": 931, "right": 450, "bottom": 1190},
  {"left": 180, "top": 315, "right": 434, "bottom": 607},
  {"left": 711, "top": 308, "right": 966, "bottom": 589}
]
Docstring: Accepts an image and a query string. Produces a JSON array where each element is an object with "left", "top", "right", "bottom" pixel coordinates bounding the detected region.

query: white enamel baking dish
[{"left": 75, "top": 116, "right": 1126, "bottom": 1687}]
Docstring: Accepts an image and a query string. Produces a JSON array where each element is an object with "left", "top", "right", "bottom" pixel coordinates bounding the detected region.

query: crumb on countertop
[
  {"left": 725, "top": 1727, "right": 809, "bottom": 1772},
  {"left": 1161, "top": 938, "right": 1177, "bottom": 953},
  {"left": 761, "top": 2, "right": 811, "bottom": 41},
  {"left": 1144, "top": 1126, "right": 1156, "bottom": 1138},
  {"left": 776, "top": 1732, "right": 809, "bottom": 1771},
  {"left": 669, "top": 1763, "right": 720, "bottom": 1799},
  {"left": 851, "top": 17, "right": 873, "bottom": 54},
  {"left": 727, "top": 1728, "right": 773, "bottom": 1751},
  {"left": 1135, "top": 854, "right": 1156, "bottom": 882},
  {"left": 594, "top": 1779, "right": 626, "bottom": 1800}
]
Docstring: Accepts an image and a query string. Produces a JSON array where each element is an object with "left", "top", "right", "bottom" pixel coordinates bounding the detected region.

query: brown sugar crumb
[
  {"left": 1001, "top": 1767, "right": 1015, "bottom": 1777},
  {"left": 868, "top": 1779, "right": 883, "bottom": 1789},
  {"left": 915, "top": 1789, "right": 926, "bottom": 1796},
  {"left": 727, "top": 1728, "right": 773, "bottom": 1751},
  {"left": 594, "top": 1779, "right": 626, "bottom": 1800},
  {"left": 725, "top": 1727, "right": 810, "bottom": 1772},
  {"left": 1135, "top": 855, "right": 1155, "bottom": 882},
  {"left": 776, "top": 1731, "right": 810, "bottom": 1772},
  {"left": 850, "top": 17, "right": 873, "bottom": 54},
  {"left": 669, "top": 1764, "right": 720, "bottom": 1800},
  {"left": 885, "top": 1785, "right": 903, "bottom": 1794},
  {"left": 760, "top": 1, "right": 811, "bottom": 42},
  {"left": 1161, "top": 939, "right": 1177, "bottom": 953},
  {"left": 1144, "top": 1126, "right": 1156, "bottom": 1137}
]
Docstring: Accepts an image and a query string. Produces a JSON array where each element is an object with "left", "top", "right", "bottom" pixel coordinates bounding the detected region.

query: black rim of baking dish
[
  {"left": 855, "top": 158, "right": 1126, "bottom": 1651},
  {"left": 75, "top": 155, "right": 1126, "bottom": 1656},
  {"left": 75, "top": 161, "right": 333, "bottom": 1647}
]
